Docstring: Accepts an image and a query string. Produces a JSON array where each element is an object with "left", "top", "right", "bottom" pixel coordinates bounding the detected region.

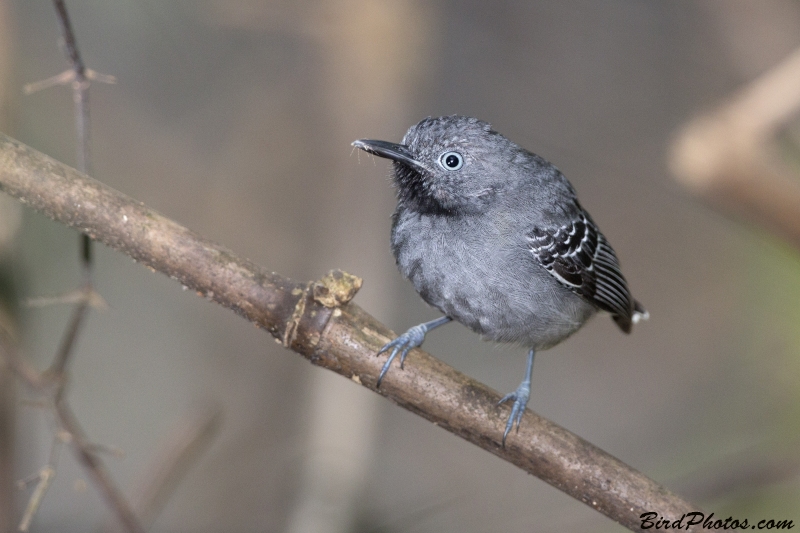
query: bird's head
[{"left": 353, "top": 115, "right": 518, "bottom": 215}]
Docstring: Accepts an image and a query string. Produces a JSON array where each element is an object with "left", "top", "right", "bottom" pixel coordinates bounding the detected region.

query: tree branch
[
  {"left": 0, "top": 133, "right": 704, "bottom": 532},
  {"left": 52, "top": 0, "right": 93, "bottom": 277},
  {"left": 13, "top": 3, "right": 138, "bottom": 530},
  {"left": 122, "top": 405, "right": 222, "bottom": 530},
  {"left": 0, "top": 315, "right": 144, "bottom": 533},
  {"left": 670, "top": 45, "right": 800, "bottom": 251},
  {"left": 54, "top": 398, "right": 145, "bottom": 533}
]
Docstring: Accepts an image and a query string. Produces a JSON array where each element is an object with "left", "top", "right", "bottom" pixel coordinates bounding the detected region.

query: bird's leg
[
  {"left": 498, "top": 348, "right": 535, "bottom": 446},
  {"left": 376, "top": 316, "right": 452, "bottom": 386}
]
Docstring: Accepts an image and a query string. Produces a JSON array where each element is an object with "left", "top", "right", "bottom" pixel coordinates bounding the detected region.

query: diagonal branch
[
  {"left": 0, "top": 133, "right": 705, "bottom": 533},
  {"left": 54, "top": 397, "right": 145, "bottom": 533},
  {"left": 670, "top": 45, "right": 800, "bottom": 252},
  {"left": 123, "top": 406, "right": 222, "bottom": 530},
  {"left": 48, "top": 283, "right": 90, "bottom": 375}
]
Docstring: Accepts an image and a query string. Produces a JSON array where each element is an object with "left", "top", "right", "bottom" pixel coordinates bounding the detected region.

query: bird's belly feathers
[{"left": 392, "top": 212, "right": 596, "bottom": 350}]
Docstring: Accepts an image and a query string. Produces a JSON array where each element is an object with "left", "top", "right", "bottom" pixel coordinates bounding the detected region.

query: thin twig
[
  {"left": 47, "top": 0, "right": 98, "bottom": 280},
  {"left": 51, "top": 0, "right": 94, "bottom": 293},
  {"left": 23, "top": 68, "right": 115, "bottom": 96},
  {"left": 17, "top": 431, "right": 66, "bottom": 531},
  {"left": 54, "top": 398, "right": 145, "bottom": 533},
  {"left": 3, "top": 317, "right": 144, "bottom": 532},
  {"left": 0, "top": 134, "right": 708, "bottom": 532},
  {"left": 18, "top": 466, "right": 55, "bottom": 532},
  {"left": 52, "top": 0, "right": 88, "bottom": 174},
  {"left": 24, "top": 287, "right": 108, "bottom": 309},
  {"left": 48, "top": 284, "right": 90, "bottom": 376},
  {"left": 121, "top": 406, "right": 222, "bottom": 530},
  {"left": 14, "top": 4, "right": 131, "bottom": 529}
]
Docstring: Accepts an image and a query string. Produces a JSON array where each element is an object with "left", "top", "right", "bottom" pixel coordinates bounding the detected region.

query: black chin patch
[{"left": 394, "top": 164, "right": 453, "bottom": 216}]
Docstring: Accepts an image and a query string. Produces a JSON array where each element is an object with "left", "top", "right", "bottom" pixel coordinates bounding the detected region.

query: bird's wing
[{"left": 526, "top": 206, "right": 636, "bottom": 330}]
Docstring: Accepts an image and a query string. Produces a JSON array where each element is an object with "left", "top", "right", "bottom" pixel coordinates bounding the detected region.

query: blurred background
[{"left": 1, "top": 1, "right": 800, "bottom": 531}]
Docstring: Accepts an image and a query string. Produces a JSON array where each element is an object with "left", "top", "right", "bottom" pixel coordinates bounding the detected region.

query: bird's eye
[{"left": 439, "top": 151, "right": 464, "bottom": 171}]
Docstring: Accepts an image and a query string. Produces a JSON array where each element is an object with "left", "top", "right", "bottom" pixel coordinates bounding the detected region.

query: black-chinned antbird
[{"left": 352, "top": 115, "right": 647, "bottom": 445}]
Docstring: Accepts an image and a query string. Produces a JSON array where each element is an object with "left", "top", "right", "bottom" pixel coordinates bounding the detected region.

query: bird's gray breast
[{"left": 391, "top": 208, "right": 597, "bottom": 350}]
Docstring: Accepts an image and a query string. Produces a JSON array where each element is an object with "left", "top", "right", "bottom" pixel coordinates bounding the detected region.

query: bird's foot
[
  {"left": 375, "top": 324, "right": 428, "bottom": 387},
  {"left": 375, "top": 316, "right": 452, "bottom": 387},
  {"left": 498, "top": 381, "right": 531, "bottom": 446}
]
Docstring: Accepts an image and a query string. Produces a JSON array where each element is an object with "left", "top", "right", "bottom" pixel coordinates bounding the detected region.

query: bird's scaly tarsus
[{"left": 498, "top": 348, "right": 535, "bottom": 446}]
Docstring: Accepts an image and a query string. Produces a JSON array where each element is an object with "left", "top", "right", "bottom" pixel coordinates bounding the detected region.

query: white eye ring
[{"left": 439, "top": 151, "right": 464, "bottom": 171}]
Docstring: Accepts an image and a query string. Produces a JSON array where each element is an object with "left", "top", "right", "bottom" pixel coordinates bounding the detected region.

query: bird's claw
[
  {"left": 498, "top": 384, "right": 530, "bottom": 446},
  {"left": 376, "top": 324, "right": 428, "bottom": 387}
]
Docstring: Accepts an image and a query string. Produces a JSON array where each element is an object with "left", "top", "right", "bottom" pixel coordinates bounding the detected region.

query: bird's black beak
[{"left": 352, "top": 139, "right": 426, "bottom": 172}]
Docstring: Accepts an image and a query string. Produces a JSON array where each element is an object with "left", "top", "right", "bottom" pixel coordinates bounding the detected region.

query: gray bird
[{"left": 352, "top": 115, "right": 647, "bottom": 444}]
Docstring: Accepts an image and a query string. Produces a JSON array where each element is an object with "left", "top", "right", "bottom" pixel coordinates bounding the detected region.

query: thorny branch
[
  {"left": 18, "top": 466, "right": 54, "bottom": 532},
  {"left": 13, "top": 1, "right": 139, "bottom": 532},
  {"left": 51, "top": 0, "right": 89, "bottom": 177},
  {"left": 47, "top": 0, "right": 112, "bottom": 277},
  {"left": 54, "top": 400, "right": 144, "bottom": 533},
  {"left": 0, "top": 314, "right": 144, "bottom": 533},
  {"left": 25, "top": 0, "right": 115, "bottom": 279},
  {"left": 0, "top": 134, "right": 707, "bottom": 533}
]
